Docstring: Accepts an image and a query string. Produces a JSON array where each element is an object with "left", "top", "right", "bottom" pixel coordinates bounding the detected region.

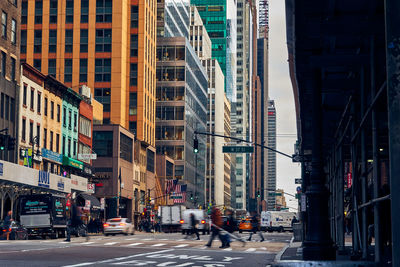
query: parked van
[
  {"left": 261, "top": 211, "right": 297, "bottom": 232},
  {"left": 180, "top": 209, "right": 210, "bottom": 235}
]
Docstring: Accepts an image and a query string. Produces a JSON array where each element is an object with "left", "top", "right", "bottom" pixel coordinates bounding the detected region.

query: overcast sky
[{"left": 268, "top": 0, "right": 301, "bottom": 209}]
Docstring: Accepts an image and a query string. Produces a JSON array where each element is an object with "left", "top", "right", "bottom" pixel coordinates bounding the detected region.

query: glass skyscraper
[{"left": 190, "top": 0, "right": 237, "bottom": 102}]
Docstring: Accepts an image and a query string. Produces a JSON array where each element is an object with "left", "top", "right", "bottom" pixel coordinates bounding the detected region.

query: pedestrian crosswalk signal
[
  {"left": 193, "top": 138, "right": 199, "bottom": 153},
  {"left": 0, "top": 135, "right": 5, "bottom": 150}
]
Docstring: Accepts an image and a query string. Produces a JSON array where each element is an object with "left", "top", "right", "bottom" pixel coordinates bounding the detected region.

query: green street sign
[
  {"left": 222, "top": 146, "right": 254, "bottom": 153},
  {"left": 269, "top": 192, "right": 282, "bottom": 196},
  {"left": 171, "top": 195, "right": 182, "bottom": 199}
]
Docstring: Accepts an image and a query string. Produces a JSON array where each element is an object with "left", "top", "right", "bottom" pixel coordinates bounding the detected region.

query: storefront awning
[
  {"left": 79, "top": 193, "right": 101, "bottom": 210},
  {"left": 63, "top": 156, "right": 84, "bottom": 170}
]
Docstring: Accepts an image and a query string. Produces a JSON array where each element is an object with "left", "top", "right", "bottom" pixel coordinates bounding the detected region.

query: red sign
[
  {"left": 268, "top": 111, "right": 275, "bottom": 115},
  {"left": 347, "top": 173, "right": 352, "bottom": 188},
  {"left": 96, "top": 183, "right": 103, "bottom": 187}
]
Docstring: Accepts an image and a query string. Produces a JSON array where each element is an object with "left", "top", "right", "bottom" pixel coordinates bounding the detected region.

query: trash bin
[{"left": 293, "top": 222, "right": 302, "bottom": 242}]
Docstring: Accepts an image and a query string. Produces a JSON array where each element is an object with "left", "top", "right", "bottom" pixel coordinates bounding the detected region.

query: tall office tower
[
  {"left": 258, "top": 0, "right": 269, "bottom": 37},
  {"left": 0, "top": 0, "right": 20, "bottom": 163},
  {"left": 156, "top": 2, "right": 208, "bottom": 207},
  {"left": 20, "top": 0, "right": 157, "bottom": 146},
  {"left": 190, "top": 0, "right": 237, "bottom": 102},
  {"left": 234, "top": 0, "right": 252, "bottom": 210},
  {"left": 267, "top": 100, "right": 276, "bottom": 210},
  {"left": 190, "top": 6, "right": 231, "bottom": 209}
]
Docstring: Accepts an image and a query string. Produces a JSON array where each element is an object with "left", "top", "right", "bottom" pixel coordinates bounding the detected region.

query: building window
[
  {"left": 20, "top": 30, "right": 27, "bottom": 53},
  {"left": 43, "top": 128, "right": 47, "bottom": 149},
  {"left": 74, "top": 113, "right": 77, "bottom": 131},
  {"left": 33, "top": 59, "right": 41, "bottom": 71},
  {"left": 96, "top": 0, "right": 112, "bottom": 23},
  {"left": 50, "top": 101, "right": 54, "bottom": 119},
  {"left": 11, "top": 19, "right": 16, "bottom": 45},
  {"left": 81, "top": 0, "right": 89, "bottom": 23},
  {"left": 35, "top": 1, "right": 42, "bottom": 24},
  {"left": 95, "top": 29, "right": 112, "bottom": 52},
  {"left": 29, "top": 122, "right": 33, "bottom": 144},
  {"left": 57, "top": 104, "right": 60, "bottom": 122},
  {"left": 11, "top": 57, "right": 16, "bottom": 81},
  {"left": 68, "top": 138, "right": 71, "bottom": 157},
  {"left": 1, "top": 12, "right": 7, "bottom": 39},
  {"left": 21, "top": 1, "right": 27, "bottom": 24},
  {"left": 62, "top": 136, "right": 65, "bottom": 154},
  {"left": 79, "top": 58, "right": 87, "bottom": 82},
  {"left": 79, "top": 116, "right": 92, "bottom": 137},
  {"left": 64, "top": 59, "right": 72, "bottom": 82},
  {"left": 120, "top": 133, "right": 133, "bottom": 162},
  {"left": 49, "top": 0, "right": 58, "bottom": 24},
  {"left": 49, "top": 30, "right": 57, "bottom": 53},
  {"left": 130, "top": 34, "right": 138, "bottom": 57},
  {"left": 65, "top": 0, "right": 74, "bottom": 23},
  {"left": 131, "top": 6, "right": 138, "bottom": 28},
  {"left": 5, "top": 95, "right": 9, "bottom": 120},
  {"left": 129, "top": 92, "right": 137, "bottom": 115},
  {"left": 56, "top": 133, "right": 60, "bottom": 153},
  {"left": 95, "top": 58, "right": 111, "bottom": 82},
  {"left": 68, "top": 110, "right": 72, "bottom": 129},
  {"left": 48, "top": 59, "right": 56, "bottom": 77},
  {"left": 65, "top": 30, "right": 73, "bottom": 53},
  {"left": 30, "top": 88, "right": 34, "bottom": 110},
  {"left": 94, "top": 88, "right": 110, "bottom": 112},
  {"left": 50, "top": 131, "right": 53, "bottom": 151},
  {"left": 37, "top": 92, "right": 41, "bottom": 114},
  {"left": 22, "top": 118, "right": 26, "bottom": 141},
  {"left": 80, "top": 29, "right": 88, "bottom": 53},
  {"left": 129, "top": 121, "right": 136, "bottom": 135},
  {"left": 73, "top": 140, "right": 77, "bottom": 156},
  {"left": 34, "top": 30, "right": 42, "bottom": 53},
  {"left": 36, "top": 125, "right": 40, "bottom": 146},
  {"left": 63, "top": 107, "right": 66, "bottom": 126},
  {"left": 22, "top": 84, "right": 27, "bottom": 106},
  {"left": 44, "top": 97, "right": 48, "bottom": 116},
  {"left": 1, "top": 51, "right": 5, "bottom": 77},
  {"left": 93, "top": 131, "right": 113, "bottom": 157},
  {"left": 130, "top": 63, "right": 137, "bottom": 86}
]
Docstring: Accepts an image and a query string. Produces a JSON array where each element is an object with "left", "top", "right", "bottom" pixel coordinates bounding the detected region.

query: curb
[{"left": 273, "top": 236, "right": 294, "bottom": 263}]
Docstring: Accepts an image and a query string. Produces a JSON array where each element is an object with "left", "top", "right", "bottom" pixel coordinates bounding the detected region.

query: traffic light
[
  {"left": 190, "top": 194, "right": 194, "bottom": 200},
  {"left": 7, "top": 136, "right": 15, "bottom": 150},
  {"left": 257, "top": 190, "right": 261, "bottom": 198},
  {"left": 193, "top": 138, "right": 198, "bottom": 153},
  {"left": 0, "top": 135, "right": 5, "bottom": 150}
]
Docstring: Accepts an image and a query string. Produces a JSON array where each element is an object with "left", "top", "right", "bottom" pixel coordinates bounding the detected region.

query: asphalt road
[{"left": 0, "top": 232, "right": 292, "bottom": 267}]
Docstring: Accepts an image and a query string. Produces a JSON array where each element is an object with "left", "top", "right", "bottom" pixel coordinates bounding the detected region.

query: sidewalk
[{"left": 273, "top": 237, "right": 377, "bottom": 267}]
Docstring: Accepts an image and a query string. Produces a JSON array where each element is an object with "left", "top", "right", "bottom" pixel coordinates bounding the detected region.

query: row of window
[
  {"left": 0, "top": 51, "right": 16, "bottom": 80},
  {"left": 1, "top": 11, "right": 17, "bottom": 45}
]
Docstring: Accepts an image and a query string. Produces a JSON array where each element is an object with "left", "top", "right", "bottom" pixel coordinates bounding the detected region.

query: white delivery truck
[
  {"left": 180, "top": 209, "right": 210, "bottom": 235},
  {"left": 261, "top": 211, "right": 297, "bottom": 232},
  {"left": 158, "top": 205, "right": 186, "bottom": 232}
]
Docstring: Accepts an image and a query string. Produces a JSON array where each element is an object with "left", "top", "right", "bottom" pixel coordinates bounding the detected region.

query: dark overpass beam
[
  {"left": 385, "top": 1, "right": 400, "bottom": 266},
  {"left": 302, "top": 70, "right": 336, "bottom": 260}
]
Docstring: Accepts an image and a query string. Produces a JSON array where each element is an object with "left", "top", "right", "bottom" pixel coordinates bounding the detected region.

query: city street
[{"left": 0, "top": 232, "right": 292, "bottom": 267}]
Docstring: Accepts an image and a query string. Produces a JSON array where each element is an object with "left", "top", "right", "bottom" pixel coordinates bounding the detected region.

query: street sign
[
  {"left": 222, "top": 146, "right": 254, "bottom": 153},
  {"left": 268, "top": 192, "right": 282, "bottom": 196},
  {"left": 295, "top": 178, "right": 302, "bottom": 184},
  {"left": 171, "top": 195, "right": 182, "bottom": 199},
  {"left": 78, "top": 153, "right": 97, "bottom": 160}
]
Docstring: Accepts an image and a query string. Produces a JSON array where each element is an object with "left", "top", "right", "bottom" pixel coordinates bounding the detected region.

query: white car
[
  {"left": 103, "top": 218, "right": 135, "bottom": 236},
  {"left": 180, "top": 209, "right": 210, "bottom": 235}
]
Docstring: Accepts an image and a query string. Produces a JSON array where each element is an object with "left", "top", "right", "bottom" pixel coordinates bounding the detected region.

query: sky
[{"left": 268, "top": 0, "right": 301, "bottom": 209}]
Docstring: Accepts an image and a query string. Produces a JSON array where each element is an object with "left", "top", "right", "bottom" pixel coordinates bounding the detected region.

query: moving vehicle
[
  {"left": 0, "top": 221, "right": 28, "bottom": 240},
  {"left": 180, "top": 209, "right": 210, "bottom": 235},
  {"left": 261, "top": 211, "right": 297, "bottom": 232},
  {"left": 103, "top": 218, "right": 135, "bottom": 236},
  {"left": 238, "top": 218, "right": 253, "bottom": 233},
  {"left": 19, "top": 194, "right": 67, "bottom": 239},
  {"left": 158, "top": 205, "right": 186, "bottom": 232}
]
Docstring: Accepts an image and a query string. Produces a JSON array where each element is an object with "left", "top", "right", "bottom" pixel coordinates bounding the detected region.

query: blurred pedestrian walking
[
  {"left": 206, "top": 206, "right": 225, "bottom": 248},
  {"left": 248, "top": 211, "right": 264, "bottom": 242}
]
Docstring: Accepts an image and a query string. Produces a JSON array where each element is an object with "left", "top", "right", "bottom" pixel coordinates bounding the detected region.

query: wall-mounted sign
[
  {"left": 63, "top": 156, "right": 84, "bottom": 170},
  {"left": 41, "top": 148, "right": 63, "bottom": 164},
  {"left": 78, "top": 154, "right": 97, "bottom": 160},
  {"left": 38, "top": 171, "right": 50, "bottom": 188},
  {"left": 87, "top": 183, "right": 95, "bottom": 194},
  {"left": 57, "top": 179, "right": 65, "bottom": 191}
]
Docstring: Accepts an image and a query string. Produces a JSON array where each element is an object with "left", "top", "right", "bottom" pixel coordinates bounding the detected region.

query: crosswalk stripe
[
  {"left": 160, "top": 239, "right": 168, "bottom": 241},
  {"left": 151, "top": 243, "right": 166, "bottom": 247},
  {"left": 81, "top": 242, "right": 94, "bottom": 245},
  {"left": 143, "top": 238, "right": 152, "bottom": 241},
  {"left": 177, "top": 239, "right": 185, "bottom": 242},
  {"left": 126, "top": 238, "right": 137, "bottom": 241},
  {"left": 104, "top": 242, "right": 117, "bottom": 245},
  {"left": 223, "top": 247, "right": 232, "bottom": 251},
  {"left": 246, "top": 248, "right": 256, "bottom": 252},
  {"left": 174, "top": 244, "right": 189, "bottom": 248},
  {"left": 260, "top": 247, "right": 267, "bottom": 250},
  {"left": 59, "top": 241, "right": 70, "bottom": 244},
  {"left": 125, "top": 243, "right": 143, "bottom": 246}
]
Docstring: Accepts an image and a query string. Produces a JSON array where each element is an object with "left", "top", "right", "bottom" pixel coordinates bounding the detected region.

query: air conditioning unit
[{"left": 79, "top": 85, "right": 92, "bottom": 103}]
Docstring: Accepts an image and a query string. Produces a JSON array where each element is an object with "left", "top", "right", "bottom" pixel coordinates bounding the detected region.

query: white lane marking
[
  {"left": 62, "top": 249, "right": 174, "bottom": 267},
  {"left": 159, "top": 239, "right": 168, "bottom": 241},
  {"left": 246, "top": 248, "right": 256, "bottom": 252},
  {"left": 260, "top": 247, "right": 267, "bottom": 250},
  {"left": 223, "top": 247, "right": 232, "bottom": 251},
  {"left": 125, "top": 238, "right": 137, "bottom": 240},
  {"left": 104, "top": 242, "right": 117, "bottom": 245},
  {"left": 177, "top": 239, "right": 185, "bottom": 242},
  {"left": 174, "top": 244, "right": 189, "bottom": 248},
  {"left": 80, "top": 242, "right": 94, "bottom": 245},
  {"left": 151, "top": 243, "right": 166, "bottom": 247},
  {"left": 143, "top": 238, "right": 152, "bottom": 241},
  {"left": 125, "top": 242, "right": 143, "bottom": 246},
  {"left": 59, "top": 241, "right": 71, "bottom": 244}
]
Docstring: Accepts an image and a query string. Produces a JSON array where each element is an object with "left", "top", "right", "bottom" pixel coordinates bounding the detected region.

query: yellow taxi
[{"left": 238, "top": 218, "right": 253, "bottom": 233}]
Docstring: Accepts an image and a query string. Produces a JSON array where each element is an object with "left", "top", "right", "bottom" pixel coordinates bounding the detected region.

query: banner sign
[{"left": 38, "top": 171, "right": 50, "bottom": 188}]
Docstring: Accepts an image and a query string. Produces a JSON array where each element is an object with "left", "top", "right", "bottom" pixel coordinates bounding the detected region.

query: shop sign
[
  {"left": 57, "top": 179, "right": 65, "bottom": 191},
  {"left": 38, "top": 171, "right": 50, "bottom": 188},
  {"left": 78, "top": 154, "right": 97, "bottom": 160},
  {"left": 63, "top": 156, "right": 84, "bottom": 170},
  {"left": 87, "top": 183, "right": 95, "bottom": 194},
  {"left": 41, "top": 148, "right": 63, "bottom": 164},
  {"left": 84, "top": 200, "right": 91, "bottom": 211},
  {"left": 0, "top": 162, "right": 3, "bottom": 176}
]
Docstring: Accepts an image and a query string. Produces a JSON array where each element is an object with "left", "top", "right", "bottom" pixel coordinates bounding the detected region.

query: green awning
[{"left": 62, "top": 156, "right": 84, "bottom": 170}]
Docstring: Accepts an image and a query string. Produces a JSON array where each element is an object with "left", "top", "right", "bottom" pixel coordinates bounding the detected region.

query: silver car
[{"left": 103, "top": 218, "right": 135, "bottom": 236}]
